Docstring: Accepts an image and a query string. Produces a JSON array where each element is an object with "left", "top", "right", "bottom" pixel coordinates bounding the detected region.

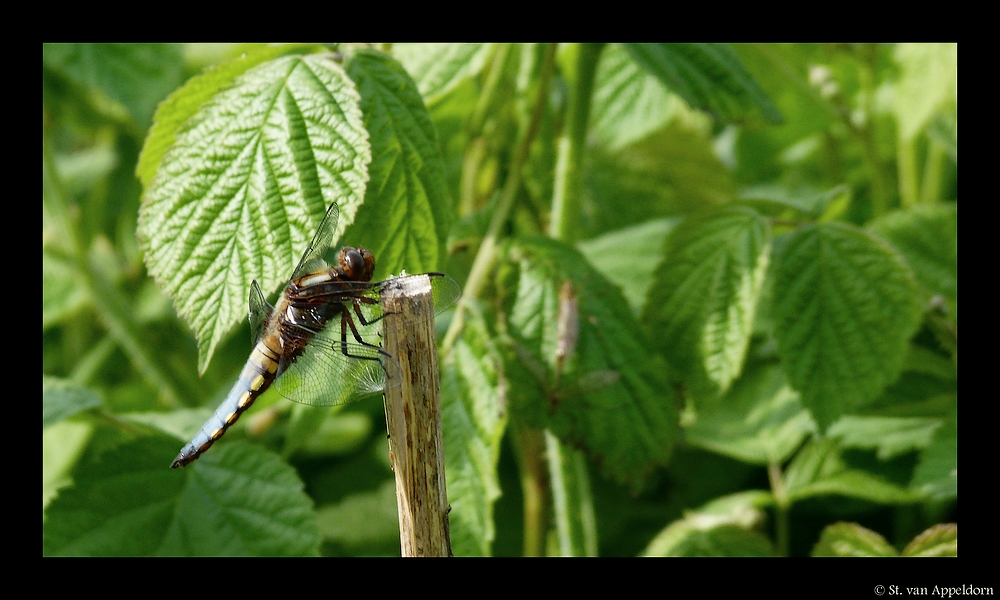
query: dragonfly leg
[
  {"left": 339, "top": 311, "right": 390, "bottom": 360},
  {"left": 352, "top": 296, "right": 395, "bottom": 326}
]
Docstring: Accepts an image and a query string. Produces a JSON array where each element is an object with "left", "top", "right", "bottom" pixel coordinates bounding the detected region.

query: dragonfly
[{"left": 171, "top": 203, "right": 461, "bottom": 469}]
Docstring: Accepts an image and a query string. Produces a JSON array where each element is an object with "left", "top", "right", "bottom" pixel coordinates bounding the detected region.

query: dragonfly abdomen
[{"left": 170, "top": 339, "right": 281, "bottom": 469}]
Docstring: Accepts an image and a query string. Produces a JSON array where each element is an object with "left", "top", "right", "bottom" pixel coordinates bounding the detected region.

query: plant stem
[
  {"left": 442, "top": 44, "right": 557, "bottom": 355},
  {"left": 768, "top": 461, "right": 790, "bottom": 556},
  {"left": 549, "top": 43, "right": 603, "bottom": 243}
]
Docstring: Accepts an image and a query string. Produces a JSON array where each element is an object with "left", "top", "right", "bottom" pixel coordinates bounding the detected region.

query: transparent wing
[
  {"left": 291, "top": 203, "right": 340, "bottom": 281},
  {"left": 274, "top": 331, "right": 401, "bottom": 407},
  {"left": 249, "top": 279, "right": 271, "bottom": 345},
  {"left": 268, "top": 272, "right": 459, "bottom": 407},
  {"left": 371, "top": 272, "right": 462, "bottom": 323}
]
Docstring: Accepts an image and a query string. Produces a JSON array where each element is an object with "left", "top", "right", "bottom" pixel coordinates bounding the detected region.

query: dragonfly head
[{"left": 337, "top": 247, "right": 375, "bottom": 282}]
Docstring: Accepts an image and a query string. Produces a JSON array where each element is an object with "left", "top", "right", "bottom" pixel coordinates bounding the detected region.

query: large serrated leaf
[
  {"left": 504, "top": 237, "right": 679, "bottom": 487},
  {"left": 772, "top": 223, "right": 924, "bottom": 429},
  {"left": 642, "top": 207, "right": 770, "bottom": 401},
  {"left": 137, "top": 44, "right": 320, "bottom": 188},
  {"left": 137, "top": 54, "right": 371, "bottom": 374},
  {"left": 43, "top": 438, "right": 319, "bottom": 556},
  {"left": 440, "top": 305, "right": 508, "bottom": 556},
  {"left": 344, "top": 50, "right": 452, "bottom": 277},
  {"left": 623, "top": 43, "right": 782, "bottom": 125}
]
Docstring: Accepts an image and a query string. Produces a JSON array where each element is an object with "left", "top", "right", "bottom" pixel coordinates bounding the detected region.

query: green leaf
[
  {"left": 643, "top": 491, "right": 775, "bottom": 557},
  {"left": 440, "top": 305, "right": 508, "bottom": 556},
  {"left": 738, "top": 183, "right": 851, "bottom": 221},
  {"left": 137, "top": 54, "right": 371, "bottom": 374},
  {"left": 869, "top": 203, "right": 957, "bottom": 314},
  {"left": 546, "top": 431, "right": 598, "bottom": 556},
  {"left": 901, "top": 523, "right": 957, "bottom": 557},
  {"left": 43, "top": 438, "right": 319, "bottom": 556},
  {"left": 828, "top": 416, "right": 942, "bottom": 460},
  {"left": 392, "top": 43, "right": 491, "bottom": 106},
  {"left": 504, "top": 237, "right": 680, "bottom": 487},
  {"left": 137, "top": 44, "right": 319, "bottom": 188},
  {"left": 43, "top": 43, "right": 185, "bottom": 128},
  {"left": 811, "top": 522, "right": 898, "bottom": 557},
  {"left": 583, "top": 123, "right": 734, "bottom": 238},
  {"left": 685, "top": 364, "right": 816, "bottom": 465},
  {"left": 577, "top": 218, "right": 681, "bottom": 317},
  {"left": 783, "top": 439, "right": 917, "bottom": 504},
  {"left": 623, "top": 43, "right": 783, "bottom": 125},
  {"left": 344, "top": 49, "right": 453, "bottom": 277},
  {"left": 894, "top": 43, "right": 957, "bottom": 142},
  {"left": 912, "top": 408, "right": 956, "bottom": 500},
  {"left": 643, "top": 207, "right": 771, "bottom": 401},
  {"left": 590, "top": 43, "right": 686, "bottom": 150},
  {"left": 772, "top": 223, "right": 924, "bottom": 429},
  {"left": 43, "top": 376, "right": 103, "bottom": 429},
  {"left": 315, "top": 479, "right": 400, "bottom": 555}
]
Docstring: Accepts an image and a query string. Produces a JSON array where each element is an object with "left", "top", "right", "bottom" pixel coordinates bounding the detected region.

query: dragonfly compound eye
[{"left": 344, "top": 249, "right": 364, "bottom": 277}]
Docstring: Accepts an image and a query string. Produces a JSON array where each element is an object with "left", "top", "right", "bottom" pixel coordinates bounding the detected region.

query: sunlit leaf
[
  {"left": 590, "top": 43, "right": 685, "bottom": 150},
  {"left": 685, "top": 364, "right": 816, "bottom": 465},
  {"left": 393, "top": 43, "right": 491, "bottom": 105},
  {"left": 138, "top": 54, "right": 371, "bottom": 374},
  {"left": 901, "top": 523, "right": 957, "bottom": 557},
  {"left": 894, "top": 43, "right": 957, "bottom": 142},
  {"left": 137, "top": 44, "right": 320, "bottom": 188},
  {"left": 811, "top": 522, "right": 898, "bottom": 557},
  {"left": 912, "top": 408, "right": 957, "bottom": 501},
  {"left": 643, "top": 491, "right": 774, "bottom": 557},
  {"left": 828, "top": 415, "right": 941, "bottom": 460},
  {"left": 643, "top": 207, "right": 770, "bottom": 401},
  {"left": 441, "top": 305, "right": 507, "bottom": 556},
  {"left": 578, "top": 218, "right": 680, "bottom": 317}
]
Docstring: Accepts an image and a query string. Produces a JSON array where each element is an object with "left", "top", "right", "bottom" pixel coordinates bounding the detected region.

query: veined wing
[
  {"left": 294, "top": 272, "right": 463, "bottom": 329},
  {"left": 273, "top": 326, "right": 401, "bottom": 407},
  {"left": 291, "top": 202, "right": 340, "bottom": 282},
  {"left": 250, "top": 279, "right": 271, "bottom": 345},
  {"left": 270, "top": 273, "right": 460, "bottom": 407}
]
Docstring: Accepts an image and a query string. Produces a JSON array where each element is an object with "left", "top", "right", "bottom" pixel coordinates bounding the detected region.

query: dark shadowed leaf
[{"left": 503, "top": 237, "right": 679, "bottom": 487}]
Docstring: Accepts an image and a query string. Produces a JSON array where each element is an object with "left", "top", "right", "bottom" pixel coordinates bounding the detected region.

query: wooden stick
[{"left": 382, "top": 275, "right": 452, "bottom": 557}]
